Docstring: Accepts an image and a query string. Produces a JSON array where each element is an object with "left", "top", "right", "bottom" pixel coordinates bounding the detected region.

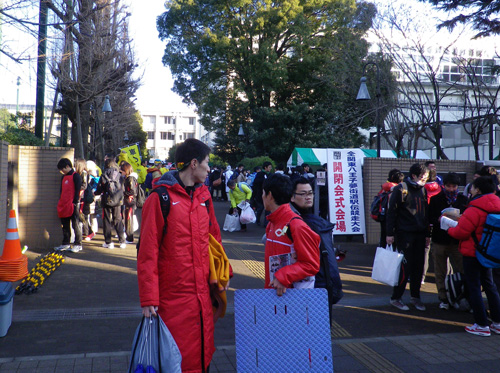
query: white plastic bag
[
  {"left": 223, "top": 213, "right": 241, "bottom": 232},
  {"left": 128, "top": 316, "right": 182, "bottom": 373},
  {"left": 371, "top": 245, "right": 404, "bottom": 286},
  {"left": 239, "top": 202, "right": 256, "bottom": 225}
]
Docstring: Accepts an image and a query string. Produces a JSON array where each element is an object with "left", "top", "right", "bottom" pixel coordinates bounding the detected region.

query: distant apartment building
[
  {"left": 370, "top": 32, "right": 500, "bottom": 160},
  {"left": 140, "top": 110, "right": 206, "bottom": 160}
]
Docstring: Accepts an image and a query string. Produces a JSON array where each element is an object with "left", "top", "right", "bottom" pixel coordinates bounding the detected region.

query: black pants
[
  {"left": 391, "top": 231, "right": 426, "bottom": 300},
  {"left": 61, "top": 212, "right": 81, "bottom": 245},
  {"left": 102, "top": 205, "right": 125, "bottom": 244},
  {"left": 463, "top": 257, "right": 500, "bottom": 327},
  {"left": 379, "top": 220, "right": 387, "bottom": 248}
]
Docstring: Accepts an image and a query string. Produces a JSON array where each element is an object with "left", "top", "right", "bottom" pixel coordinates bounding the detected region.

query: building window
[
  {"left": 147, "top": 131, "right": 155, "bottom": 140},
  {"left": 185, "top": 132, "right": 194, "bottom": 139},
  {"left": 188, "top": 117, "right": 196, "bottom": 125},
  {"left": 164, "top": 116, "right": 176, "bottom": 125},
  {"left": 161, "top": 132, "right": 167, "bottom": 140},
  {"left": 143, "top": 115, "right": 156, "bottom": 125}
]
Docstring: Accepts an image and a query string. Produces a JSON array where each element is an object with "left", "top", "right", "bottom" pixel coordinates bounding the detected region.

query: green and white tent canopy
[{"left": 287, "top": 147, "right": 429, "bottom": 167}]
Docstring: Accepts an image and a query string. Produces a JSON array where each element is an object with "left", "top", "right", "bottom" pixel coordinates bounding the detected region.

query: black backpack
[
  {"left": 103, "top": 170, "right": 123, "bottom": 207},
  {"left": 136, "top": 186, "right": 146, "bottom": 208},
  {"left": 286, "top": 214, "right": 343, "bottom": 320},
  {"left": 136, "top": 185, "right": 211, "bottom": 253},
  {"left": 370, "top": 190, "right": 390, "bottom": 222},
  {"left": 83, "top": 175, "right": 95, "bottom": 204},
  {"left": 445, "top": 272, "right": 470, "bottom": 311}
]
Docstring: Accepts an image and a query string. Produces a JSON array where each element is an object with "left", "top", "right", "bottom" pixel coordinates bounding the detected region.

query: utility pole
[
  {"left": 35, "top": 1, "right": 48, "bottom": 139},
  {"left": 16, "top": 77, "right": 20, "bottom": 115}
]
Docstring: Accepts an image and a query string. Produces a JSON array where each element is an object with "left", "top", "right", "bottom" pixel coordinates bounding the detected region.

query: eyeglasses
[{"left": 294, "top": 191, "right": 314, "bottom": 197}]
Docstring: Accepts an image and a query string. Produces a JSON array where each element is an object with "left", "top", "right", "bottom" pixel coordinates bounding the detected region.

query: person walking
[
  {"left": 55, "top": 158, "right": 82, "bottom": 253},
  {"left": 94, "top": 159, "right": 125, "bottom": 249},
  {"left": 428, "top": 172, "right": 467, "bottom": 310},
  {"left": 446, "top": 176, "right": 500, "bottom": 336},
  {"left": 121, "top": 161, "right": 139, "bottom": 244},
  {"left": 377, "top": 169, "right": 404, "bottom": 247},
  {"left": 386, "top": 163, "right": 430, "bottom": 311},
  {"left": 137, "top": 139, "right": 227, "bottom": 372}
]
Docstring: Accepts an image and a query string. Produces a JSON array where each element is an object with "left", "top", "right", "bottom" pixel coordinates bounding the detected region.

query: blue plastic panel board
[{"left": 234, "top": 289, "right": 333, "bottom": 372}]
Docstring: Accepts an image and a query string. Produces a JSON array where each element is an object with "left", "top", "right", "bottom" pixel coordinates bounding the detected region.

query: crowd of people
[
  {"left": 54, "top": 141, "right": 341, "bottom": 371},
  {"left": 55, "top": 143, "right": 500, "bottom": 369},
  {"left": 379, "top": 161, "right": 500, "bottom": 337}
]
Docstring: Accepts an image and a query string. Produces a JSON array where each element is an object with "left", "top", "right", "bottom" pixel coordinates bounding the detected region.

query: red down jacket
[
  {"left": 137, "top": 171, "right": 223, "bottom": 372},
  {"left": 264, "top": 204, "right": 320, "bottom": 288},
  {"left": 447, "top": 193, "right": 500, "bottom": 257}
]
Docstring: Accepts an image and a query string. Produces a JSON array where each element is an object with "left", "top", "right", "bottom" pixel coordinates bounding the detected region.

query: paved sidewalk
[{"left": 1, "top": 200, "right": 499, "bottom": 372}]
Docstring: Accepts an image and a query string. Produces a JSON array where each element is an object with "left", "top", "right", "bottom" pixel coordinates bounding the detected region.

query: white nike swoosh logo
[{"left": 172, "top": 201, "right": 180, "bottom": 205}]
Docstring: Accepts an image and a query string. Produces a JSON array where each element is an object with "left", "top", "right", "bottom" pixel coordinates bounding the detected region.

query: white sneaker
[
  {"left": 125, "top": 240, "right": 134, "bottom": 244},
  {"left": 390, "top": 299, "right": 409, "bottom": 311},
  {"left": 439, "top": 302, "right": 450, "bottom": 310},
  {"left": 119, "top": 243, "right": 127, "bottom": 249},
  {"left": 465, "top": 324, "right": 490, "bottom": 337},
  {"left": 103, "top": 243, "right": 114, "bottom": 249},
  {"left": 54, "top": 244, "right": 71, "bottom": 251},
  {"left": 70, "top": 245, "right": 82, "bottom": 253}
]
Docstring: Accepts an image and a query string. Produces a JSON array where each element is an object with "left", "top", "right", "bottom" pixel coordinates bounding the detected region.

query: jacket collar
[{"left": 267, "top": 203, "right": 293, "bottom": 223}]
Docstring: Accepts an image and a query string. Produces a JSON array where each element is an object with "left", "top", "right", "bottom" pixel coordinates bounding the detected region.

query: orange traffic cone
[
  {"left": 0, "top": 210, "right": 28, "bottom": 282},
  {"left": 1, "top": 210, "right": 23, "bottom": 260}
]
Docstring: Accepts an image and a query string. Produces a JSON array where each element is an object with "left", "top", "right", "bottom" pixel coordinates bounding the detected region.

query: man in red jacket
[
  {"left": 55, "top": 158, "right": 82, "bottom": 253},
  {"left": 263, "top": 173, "right": 320, "bottom": 296},
  {"left": 137, "top": 139, "right": 226, "bottom": 372}
]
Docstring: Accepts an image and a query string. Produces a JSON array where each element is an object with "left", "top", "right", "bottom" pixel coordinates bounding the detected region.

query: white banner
[{"left": 327, "top": 149, "right": 365, "bottom": 235}]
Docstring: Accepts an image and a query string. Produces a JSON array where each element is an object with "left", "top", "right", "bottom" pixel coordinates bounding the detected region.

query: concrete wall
[
  {"left": 8, "top": 146, "right": 74, "bottom": 250},
  {"left": 362, "top": 158, "right": 477, "bottom": 245},
  {"left": 0, "top": 141, "right": 8, "bottom": 256}
]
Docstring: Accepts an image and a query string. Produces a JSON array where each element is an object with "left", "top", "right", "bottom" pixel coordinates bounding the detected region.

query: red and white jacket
[
  {"left": 264, "top": 204, "right": 320, "bottom": 288},
  {"left": 137, "top": 171, "right": 223, "bottom": 372}
]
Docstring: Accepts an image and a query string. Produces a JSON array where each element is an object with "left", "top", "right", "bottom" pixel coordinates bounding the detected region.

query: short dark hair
[
  {"left": 276, "top": 163, "right": 284, "bottom": 171},
  {"left": 472, "top": 176, "right": 496, "bottom": 194},
  {"left": 424, "top": 161, "right": 435, "bottom": 167},
  {"left": 387, "top": 169, "right": 404, "bottom": 183},
  {"left": 409, "top": 163, "right": 429, "bottom": 179},
  {"left": 254, "top": 166, "right": 261, "bottom": 172},
  {"left": 238, "top": 163, "right": 244, "bottom": 168},
  {"left": 302, "top": 163, "right": 309, "bottom": 168},
  {"left": 293, "top": 177, "right": 313, "bottom": 193},
  {"left": 263, "top": 173, "right": 293, "bottom": 205},
  {"left": 443, "top": 172, "right": 460, "bottom": 186},
  {"left": 263, "top": 161, "right": 272, "bottom": 168},
  {"left": 175, "top": 139, "right": 211, "bottom": 171},
  {"left": 227, "top": 180, "right": 236, "bottom": 188},
  {"left": 57, "top": 158, "right": 72, "bottom": 170},
  {"left": 479, "top": 165, "right": 497, "bottom": 176}
]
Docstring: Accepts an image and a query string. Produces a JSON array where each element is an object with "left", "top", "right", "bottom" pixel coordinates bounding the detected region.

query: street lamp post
[
  {"left": 101, "top": 95, "right": 112, "bottom": 163},
  {"left": 357, "top": 62, "right": 381, "bottom": 157}
]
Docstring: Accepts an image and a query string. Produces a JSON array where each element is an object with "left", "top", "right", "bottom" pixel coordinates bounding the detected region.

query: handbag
[
  {"left": 223, "top": 213, "right": 241, "bottom": 232},
  {"left": 238, "top": 202, "right": 256, "bottom": 224},
  {"left": 213, "top": 175, "right": 222, "bottom": 187},
  {"left": 371, "top": 245, "right": 403, "bottom": 286},
  {"left": 128, "top": 315, "right": 182, "bottom": 373}
]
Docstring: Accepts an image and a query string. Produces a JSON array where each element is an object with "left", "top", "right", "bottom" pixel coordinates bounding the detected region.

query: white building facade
[
  {"left": 140, "top": 110, "right": 204, "bottom": 160},
  {"left": 370, "top": 29, "right": 500, "bottom": 160}
]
